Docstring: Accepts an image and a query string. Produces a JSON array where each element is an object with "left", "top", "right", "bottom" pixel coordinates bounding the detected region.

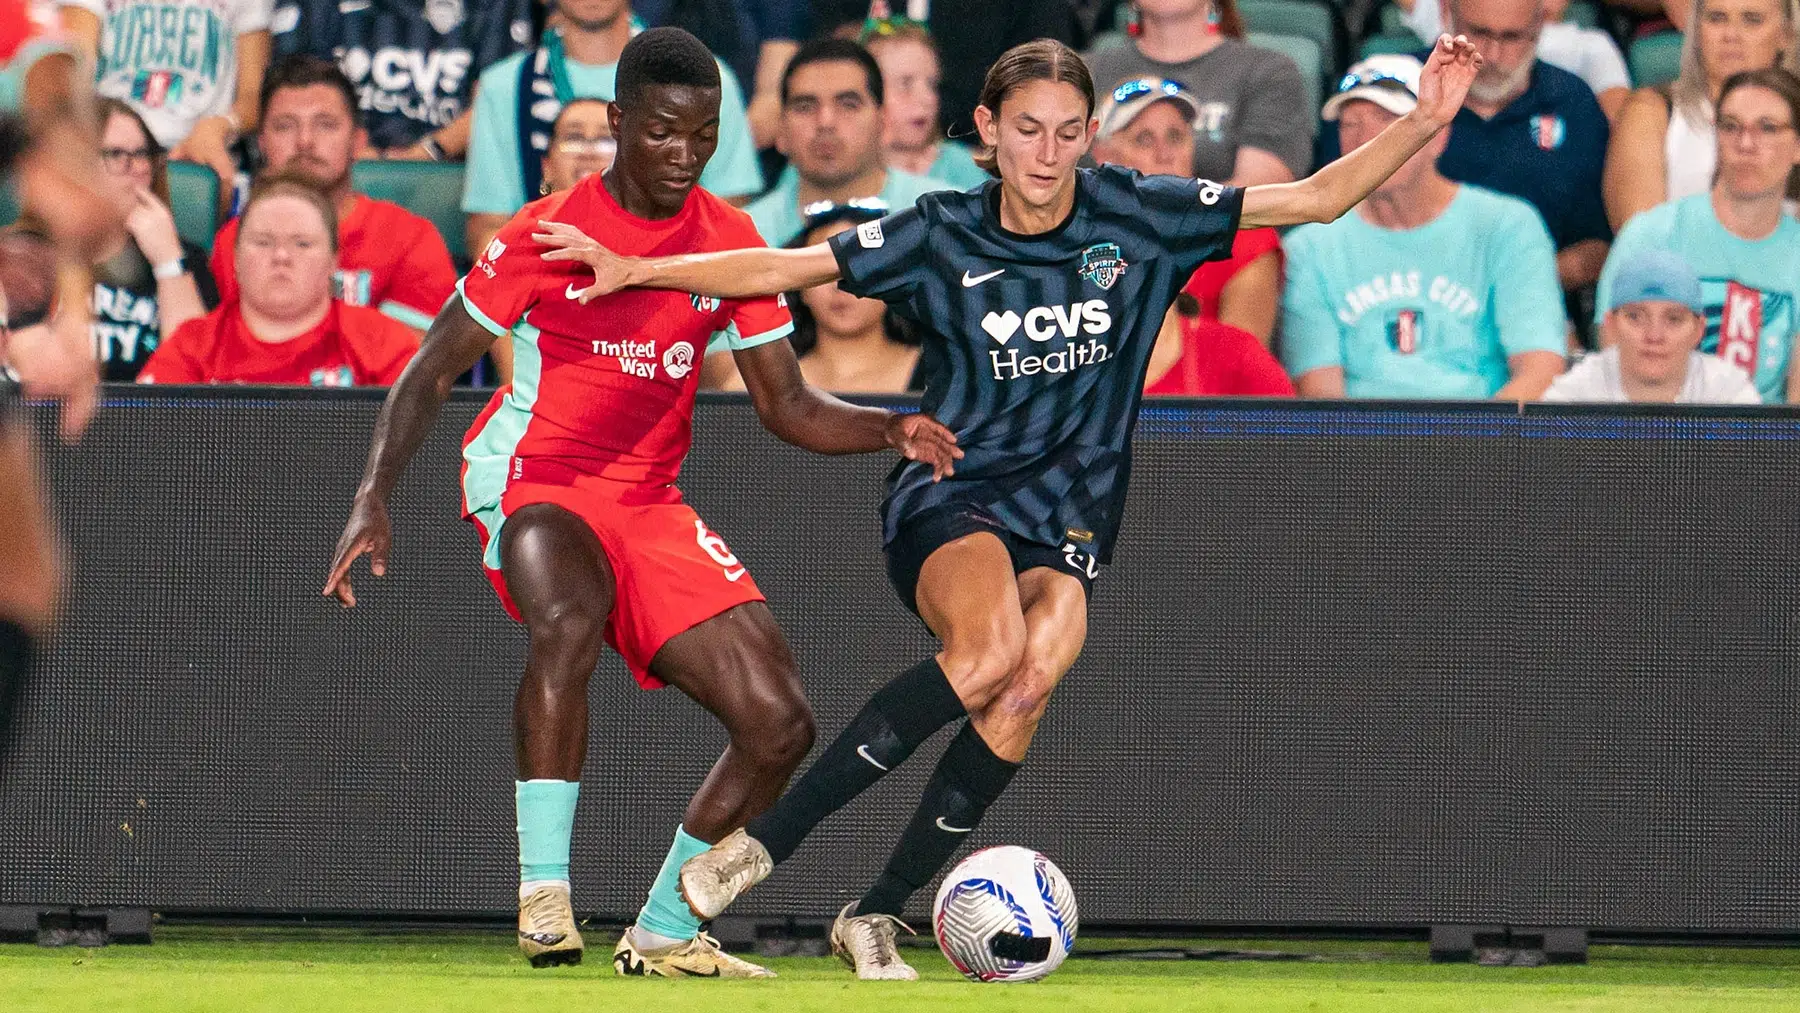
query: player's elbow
[{"left": 1299, "top": 179, "right": 1342, "bottom": 225}]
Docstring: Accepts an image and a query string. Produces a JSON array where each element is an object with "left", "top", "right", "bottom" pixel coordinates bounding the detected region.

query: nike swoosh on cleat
[
  {"left": 856, "top": 744, "right": 890, "bottom": 771},
  {"left": 565, "top": 283, "right": 587, "bottom": 301},
  {"left": 935, "top": 817, "right": 973, "bottom": 833},
  {"left": 962, "top": 268, "right": 1005, "bottom": 288}
]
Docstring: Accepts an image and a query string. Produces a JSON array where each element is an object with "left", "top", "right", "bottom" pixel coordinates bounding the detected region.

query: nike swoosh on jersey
[
  {"left": 935, "top": 817, "right": 974, "bottom": 833},
  {"left": 564, "top": 283, "right": 586, "bottom": 301},
  {"left": 856, "top": 744, "right": 890, "bottom": 771},
  {"left": 962, "top": 268, "right": 1005, "bottom": 288}
]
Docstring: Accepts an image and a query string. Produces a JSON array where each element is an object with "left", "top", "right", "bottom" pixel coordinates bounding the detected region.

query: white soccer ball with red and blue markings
[{"left": 932, "top": 845, "right": 1078, "bottom": 983}]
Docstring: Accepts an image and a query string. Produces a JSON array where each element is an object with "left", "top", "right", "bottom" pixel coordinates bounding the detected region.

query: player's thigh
[
  {"left": 495, "top": 502, "right": 617, "bottom": 636},
  {"left": 650, "top": 600, "right": 809, "bottom": 737},
  {"left": 916, "top": 532, "right": 1029, "bottom": 701}
]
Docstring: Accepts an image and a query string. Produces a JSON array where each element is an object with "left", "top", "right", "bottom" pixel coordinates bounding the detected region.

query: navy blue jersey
[
  {"left": 272, "top": 0, "right": 534, "bottom": 150},
  {"left": 829, "top": 165, "right": 1243, "bottom": 562}
]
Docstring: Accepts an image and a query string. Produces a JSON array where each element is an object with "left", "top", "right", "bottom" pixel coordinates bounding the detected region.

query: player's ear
[
  {"left": 1084, "top": 116, "right": 1099, "bottom": 148},
  {"left": 974, "top": 103, "right": 998, "bottom": 150},
  {"left": 607, "top": 100, "right": 623, "bottom": 142}
]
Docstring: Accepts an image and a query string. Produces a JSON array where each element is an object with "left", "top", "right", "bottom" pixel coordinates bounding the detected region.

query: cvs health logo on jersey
[{"left": 982, "top": 300, "right": 1113, "bottom": 380}]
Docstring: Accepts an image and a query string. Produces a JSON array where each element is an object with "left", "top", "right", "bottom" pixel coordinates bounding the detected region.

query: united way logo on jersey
[
  {"left": 1078, "top": 243, "right": 1127, "bottom": 291},
  {"left": 664, "top": 341, "right": 696, "bottom": 379},
  {"left": 691, "top": 293, "right": 720, "bottom": 314},
  {"left": 1530, "top": 114, "right": 1566, "bottom": 151}
]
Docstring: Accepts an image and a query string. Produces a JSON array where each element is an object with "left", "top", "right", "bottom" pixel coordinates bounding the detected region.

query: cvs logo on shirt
[{"left": 982, "top": 299, "right": 1114, "bottom": 380}]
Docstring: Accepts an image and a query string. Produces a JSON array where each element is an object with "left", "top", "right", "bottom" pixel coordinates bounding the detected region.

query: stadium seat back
[
  {"left": 1629, "top": 31, "right": 1683, "bottom": 87},
  {"left": 167, "top": 161, "right": 220, "bottom": 249},
  {"left": 1240, "top": 0, "right": 1337, "bottom": 63},
  {"left": 1248, "top": 30, "right": 1325, "bottom": 104},
  {"left": 1359, "top": 29, "right": 1424, "bottom": 59},
  {"left": 350, "top": 160, "right": 468, "bottom": 261}
]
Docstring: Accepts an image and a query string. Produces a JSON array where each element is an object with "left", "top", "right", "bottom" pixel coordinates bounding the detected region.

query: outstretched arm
[
  {"left": 322, "top": 301, "right": 495, "bottom": 606},
  {"left": 732, "top": 338, "right": 962, "bottom": 478},
  {"left": 535, "top": 220, "right": 842, "bottom": 302},
  {"left": 1240, "top": 35, "right": 1482, "bottom": 229}
]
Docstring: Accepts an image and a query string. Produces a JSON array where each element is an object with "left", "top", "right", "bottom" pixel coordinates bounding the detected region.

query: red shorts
[{"left": 465, "top": 477, "right": 765, "bottom": 689}]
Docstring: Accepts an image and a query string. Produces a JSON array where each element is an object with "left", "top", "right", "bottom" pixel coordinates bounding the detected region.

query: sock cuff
[
  {"left": 944, "top": 723, "right": 1020, "bottom": 803},
  {"left": 873, "top": 657, "right": 965, "bottom": 742},
  {"left": 671, "top": 825, "right": 712, "bottom": 860}
]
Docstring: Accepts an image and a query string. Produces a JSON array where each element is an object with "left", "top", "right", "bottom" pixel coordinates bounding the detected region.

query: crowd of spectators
[{"left": 13, "top": 0, "right": 1800, "bottom": 407}]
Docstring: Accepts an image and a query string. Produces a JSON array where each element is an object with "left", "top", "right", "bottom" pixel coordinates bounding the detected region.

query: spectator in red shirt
[
  {"left": 209, "top": 56, "right": 457, "bottom": 339},
  {"left": 1091, "top": 76, "right": 1282, "bottom": 346},
  {"left": 1144, "top": 297, "right": 1296, "bottom": 397},
  {"left": 141, "top": 175, "right": 419, "bottom": 386}
]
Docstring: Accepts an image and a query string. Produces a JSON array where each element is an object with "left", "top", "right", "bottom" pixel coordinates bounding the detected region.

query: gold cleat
[
  {"left": 829, "top": 902, "right": 919, "bottom": 981},
  {"left": 678, "top": 827, "right": 774, "bottom": 921},
  {"left": 612, "top": 929, "right": 777, "bottom": 978},
  {"left": 518, "top": 885, "right": 584, "bottom": 968}
]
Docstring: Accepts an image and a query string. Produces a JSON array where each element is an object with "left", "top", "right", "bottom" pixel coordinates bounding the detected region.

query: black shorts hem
[{"left": 883, "top": 503, "right": 1099, "bottom": 616}]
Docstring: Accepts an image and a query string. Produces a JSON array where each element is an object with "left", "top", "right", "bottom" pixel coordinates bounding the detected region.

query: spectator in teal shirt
[
  {"left": 1283, "top": 56, "right": 1568, "bottom": 400},
  {"left": 460, "top": 1, "right": 763, "bottom": 260},
  {"left": 1598, "top": 68, "right": 1800, "bottom": 404},
  {"left": 861, "top": 18, "right": 988, "bottom": 191},
  {"left": 744, "top": 37, "right": 952, "bottom": 246}
]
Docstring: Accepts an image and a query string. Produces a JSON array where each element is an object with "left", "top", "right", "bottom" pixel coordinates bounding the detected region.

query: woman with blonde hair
[{"left": 1604, "top": 0, "right": 1800, "bottom": 229}]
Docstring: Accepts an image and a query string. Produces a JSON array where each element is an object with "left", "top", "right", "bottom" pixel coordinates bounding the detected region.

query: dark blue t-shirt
[{"left": 828, "top": 166, "right": 1243, "bottom": 562}]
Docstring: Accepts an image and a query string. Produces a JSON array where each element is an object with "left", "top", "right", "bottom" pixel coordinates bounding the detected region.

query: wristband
[{"left": 152, "top": 256, "right": 187, "bottom": 281}]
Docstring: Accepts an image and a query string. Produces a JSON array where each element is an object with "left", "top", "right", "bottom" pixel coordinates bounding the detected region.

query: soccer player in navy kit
[{"left": 537, "top": 34, "right": 1483, "bottom": 978}]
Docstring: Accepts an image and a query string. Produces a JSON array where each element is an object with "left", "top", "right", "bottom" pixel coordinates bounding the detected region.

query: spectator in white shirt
[{"left": 1545, "top": 250, "right": 1762, "bottom": 403}]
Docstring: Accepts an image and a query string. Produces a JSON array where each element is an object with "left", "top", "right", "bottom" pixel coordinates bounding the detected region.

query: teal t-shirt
[
  {"left": 1598, "top": 194, "right": 1800, "bottom": 403},
  {"left": 929, "top": 140, "right": 991, "bottom": 191},
  {"left": 1281, "top": 185, "right": 1568, "bottom": 399},
  {"left": 744, "top": 164, "right": 956, "bottom": 247},
  {"left": 461, "top": 49, "right": 763, "bottom": 215}
]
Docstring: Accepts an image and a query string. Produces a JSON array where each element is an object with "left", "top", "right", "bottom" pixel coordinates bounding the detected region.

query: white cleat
[
  {"left": 517, "top": 885, "right": 584, "bottom": 968},
  {"left": 829, "top": 902, "right": 919, "bottom": 981},
  {"left": 612, "top": 928, "right": 777, "bottom": 978},
  {"left": 678, "top": 827, "right": 773, "bottom": 921}
]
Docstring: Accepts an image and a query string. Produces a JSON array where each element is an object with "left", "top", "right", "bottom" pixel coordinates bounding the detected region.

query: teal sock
[
  {"left": 635, "top": 826, "right": 711, "bottom": 941},
  {"left": 516, "top": 780, "right": 580, "bottom": 883}
]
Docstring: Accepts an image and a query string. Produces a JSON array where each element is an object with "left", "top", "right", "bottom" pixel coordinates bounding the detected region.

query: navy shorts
[{"left": 884, "top": 502, "right": 1100, "bottom": 616}]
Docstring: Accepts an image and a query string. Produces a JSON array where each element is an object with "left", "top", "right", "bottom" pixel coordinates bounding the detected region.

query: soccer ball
[{"left": 932, "top": 845, "right": 1078, "bottom": 983}]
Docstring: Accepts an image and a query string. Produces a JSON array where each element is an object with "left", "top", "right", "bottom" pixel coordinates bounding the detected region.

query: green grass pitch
[{"left": 6, "top": 927, "right": 1800, "bottom": 1012}]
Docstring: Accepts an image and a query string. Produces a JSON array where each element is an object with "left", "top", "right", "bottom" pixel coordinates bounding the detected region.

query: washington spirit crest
[{"left": 1078, "top": 243, "right": 1127, "bottom": 291}]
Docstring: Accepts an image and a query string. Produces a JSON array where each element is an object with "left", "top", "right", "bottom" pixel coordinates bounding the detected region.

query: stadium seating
[
  {"left": 167, "top": 162, "right": 220, "bottom": 249},
  {"left": 350, "top": 159, "right": 469, "bottom": 262},
  {"left": 1629, "top": 31, "right": 1683, "bottom": 87},
  {"left": 1359, "top": 29, "right": 1424, "bottom": 59},
  {"left": 1378, "top": 0, "right": 1601, "bottom": 32},
  {"left": 1240, "top": 0, "right": 1339, "bottom": 69},
  {"left": 1249, "top": 30, "right": 1326, "bottom": 103}
]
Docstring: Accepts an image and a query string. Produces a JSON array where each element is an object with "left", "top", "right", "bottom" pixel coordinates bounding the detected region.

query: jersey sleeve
[
  {"left": 1131, "top": 172, "right": 1245, "bottom": 278},
  {"left": 235, "top": 0, "right": 274, "bottom": 34},
  {"left": 457, "top": 210, "right": 547, "bottom": 336},
  {"left": 378, "top": 215, "right": 458, "bottom": 331},
  {"left": 136, "top": 314, "right": 212, "bottom": 384},
  {"left": 827, "top": 207, "right": 930, "bottom": 303},
  {"left": 716, "top": 292, "right": 794, "bottom": 351}
]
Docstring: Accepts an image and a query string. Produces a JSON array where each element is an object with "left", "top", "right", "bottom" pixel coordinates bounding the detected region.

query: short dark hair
[
  {"left": 780, "top": 38, "right": 884, "bottom": 107},
  {"left": 239, "top": 170, "right": 341, "bottom": 252},
  {"left": 259, "top": 54, "right": 360, "bottom": 123},
  {"left": 615, "top": 27, "right": 721, "bottom": 109}
]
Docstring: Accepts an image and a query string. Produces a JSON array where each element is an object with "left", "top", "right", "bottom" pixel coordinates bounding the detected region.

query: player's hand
[
  {"left": 886, "top": 411, "right": 962, "bottom": 481},
  {"left": 4, "top": 315, "right": 100, "bottom": 442},
  {"left": 1415, "top": 34, "right": 1482, "bottom": 129},
  {"left": 323, "top": 494, "right": 392, "bottom": 609},
  {"left": 533, "top": 220, "right": 636, "bottom": 303}
]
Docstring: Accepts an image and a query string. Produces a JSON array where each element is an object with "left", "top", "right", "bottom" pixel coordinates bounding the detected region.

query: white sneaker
[
  {"left": 517, "top": 885, "right": 583, "bottom": 968},
  {"left": 678, "top": 827, "right": 773, "bottom": 920},
  {"left": 829, "top": 902, "right": 919, "bottom": 981},
  {"left": 612, "top": 928, "right": 777, "bottom": 978}
]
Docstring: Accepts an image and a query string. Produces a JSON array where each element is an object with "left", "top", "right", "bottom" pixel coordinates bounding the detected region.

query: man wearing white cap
[
  {"left": 1281, "top": 55, "right": 1568, "bottom": 401},
  {"left": 1544, "top": 250, "right": 1762, "bottom": 403},
  {"left": 1092, "top": 76, "right": 1206, "bottom": 177}
]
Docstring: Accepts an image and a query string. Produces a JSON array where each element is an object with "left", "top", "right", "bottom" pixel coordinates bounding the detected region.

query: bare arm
[
  {"left": 1296, "top": 367, "right": 1347, "bottom": 398},
  {"left": 322, "top": 302, "right": 495, "bottom": 605},
  {"left": 1604, "top": 88, "right": 1670, "bottom": 231},
  {"left": 733, "top": 338, "right": 961, "bottom": 473},
  {"left": 1241, "top": 35, "right": 1480, "bottom": 230},
  {"left": 1494, "top": 350, "right": 1566, "bottom": 402},
  {"left": 1228, "top": 147, "right": 1297, "bottom": 189},
  {"left": 535, "top": 219, "right": 842, "bottom": 301}
]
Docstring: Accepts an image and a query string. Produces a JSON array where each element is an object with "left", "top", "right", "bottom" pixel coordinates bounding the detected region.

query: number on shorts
[{"left": 694, "top": 519, "right": 741, "bottom": 568}]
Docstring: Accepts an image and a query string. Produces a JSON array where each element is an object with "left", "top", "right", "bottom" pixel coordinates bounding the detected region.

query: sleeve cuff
[
  {"left": 456, "top": 278, "right": 509, "bottom": 337},
  {"left": 718, "top": 318, "right": 794, "bottom": 351}
]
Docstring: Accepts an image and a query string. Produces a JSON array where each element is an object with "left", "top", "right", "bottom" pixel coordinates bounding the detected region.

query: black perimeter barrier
[{"left": 5, "top": 387, "right": 1800, "bottom": 937}]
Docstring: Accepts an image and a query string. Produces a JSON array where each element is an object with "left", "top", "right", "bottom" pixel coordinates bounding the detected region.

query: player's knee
[
  {"left": 940, "top": 616, "right": 1028, "bottom": 710},
  {"left": 527, "top": 600, "right": 607, "bottom": 665},
  {"left": 739, "top": 691, "right": 815, "bottom": 773},
  {"left": 990, "top": 657, "right": 1060, "bottom": 726}
]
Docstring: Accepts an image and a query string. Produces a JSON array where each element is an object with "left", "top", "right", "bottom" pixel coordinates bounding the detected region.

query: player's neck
[
  {"left": 560, "top": 14, "right": 633, "bottom": 66},
  {"left": 1135, "top": 10, "right": 1225, "bottom": 64},
  {"left": 241, "top": 298, "right": 331, "bottom": 344},
  {"left": 996, "top": 181, "right": 1075, "bottom": 236},
  {"left": 1359, "top": 175, "right": 1456, "bottom": 231},
  {"left": 1712, "top": 186, "right": 1785, "bottom": 241},
  {"left": 601, "top": 166, "right": 686, "bottom": 221},
  {"left": 796, "top": 165, "right": 889, "bottom": 209}
]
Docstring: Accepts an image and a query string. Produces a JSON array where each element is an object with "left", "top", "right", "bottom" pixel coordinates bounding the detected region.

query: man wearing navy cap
[{"left": 1544, "top": 251, "right": 1762, "bottom": 404}]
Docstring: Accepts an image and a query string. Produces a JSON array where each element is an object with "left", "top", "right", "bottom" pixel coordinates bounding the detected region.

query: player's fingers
[{"left": 323, "top": 540, "right": 366, "bottom": 594}]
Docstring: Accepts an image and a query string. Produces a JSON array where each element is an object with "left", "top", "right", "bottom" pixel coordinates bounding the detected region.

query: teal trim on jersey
[
  {"left": 516, "top": 779, "right": 580, "bottom": 882},
  {"left": 456, "top": 277, "right": 509, "bottom": 337},
  {"left": 378, "top": 299, "right": 437, "bottom": 332},
  {"left": 635, "top": 826, "right": 710, "bottom": 940},
  {"left": 717, "top": 318, "right": 795, "bottom": 351},
  {"left": 461, "top": 312, "right": 545, "bottom": 570}
]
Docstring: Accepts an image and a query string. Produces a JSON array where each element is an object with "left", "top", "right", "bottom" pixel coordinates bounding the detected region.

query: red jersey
[
  {"left": 138, "top": 301, "right": 420, "bottom": 386},
  {"left": 459, "top": 176, "right": 792, "bottom": 493},
  {"left": 1144, "top": 318, "right": 1295, "bottom": 397},
  {"left": 1182, "top": 227, "right": 1283, "bottom": 320},
  {"left": 211, "top": 195, "right": 457, "bottom": 331}
]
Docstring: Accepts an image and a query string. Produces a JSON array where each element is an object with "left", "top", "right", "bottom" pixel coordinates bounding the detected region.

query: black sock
[
  {"left": 855, "top": 722, "right": 1019, "bottom": 917},
  {"left": 747, "top": 658, "right": 965, "bottom": 864},
  {"left": 0, "top": 618, "right": 35, "bottom": 753}
]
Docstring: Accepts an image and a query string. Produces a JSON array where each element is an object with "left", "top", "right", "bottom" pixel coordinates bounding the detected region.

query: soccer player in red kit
[{"left": 322, "top": 27, "right": 958, "bottom": 979}]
